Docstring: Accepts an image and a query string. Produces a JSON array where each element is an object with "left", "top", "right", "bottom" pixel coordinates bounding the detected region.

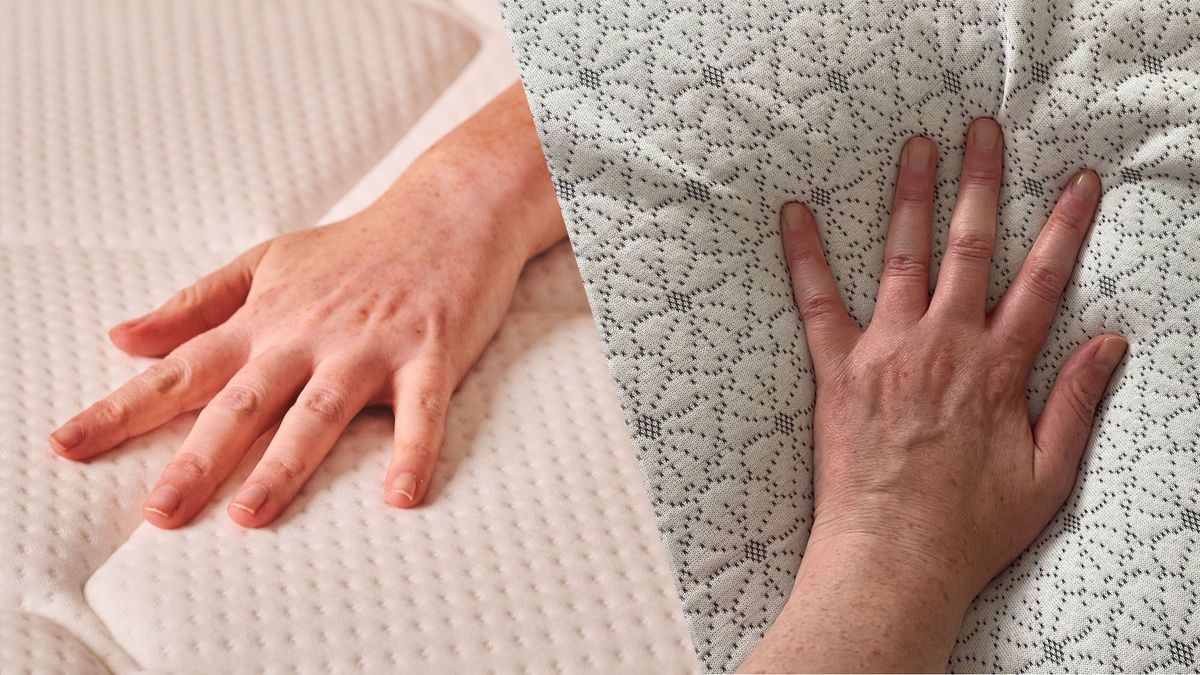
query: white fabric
[
  {"left": 500, "top": 0, "right": 1200, "bottom": 671},
  {"left": 0, "top": 1, "right": 696, "bottom": 672}
]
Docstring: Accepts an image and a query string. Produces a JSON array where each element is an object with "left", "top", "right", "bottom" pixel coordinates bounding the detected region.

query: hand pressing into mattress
[
  {"left": 49, "top": 84, "right": 567, "bottom": 528},
  {"left": 742, "top": 118, "right": 1124, "bottom": 673}
]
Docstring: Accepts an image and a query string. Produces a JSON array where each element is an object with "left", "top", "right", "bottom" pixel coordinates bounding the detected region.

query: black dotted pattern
[
  {"left": 684, "top": 179, "right": 711, "bottom": 201},
  {"left": 579, "top": 67, "right": 600, "bottom": 88},
  {"left": 500, "top": 0, "right": 1200, "bottom": 671},
  {"left": 944, "top": 70, "right": 962, "bottom": 94},
  {"left": 1032, "top": 61, "right": 1052, "bottom": 83},
  {"left": 636, "top": 415, "right": 662, "bottom": 440},
  {"left": 553, "top": 178, "right": 575, "bottom": 200},
  {"left": 1046, "top": 639, "right": 1066, "bottom": 666},
  {"left": 703, "top": 65, "right": 726, "bottom": 87},
  {"left": 1184, "top": 508, "right": 1200, "bottom": 533},
  {"left": 745, "top": 541, "right": 768, "bottom": 563},
  {"left": 666, "top": 290, "right": 692, "bottom": 312},
  {"left": 1170, "top": 640, "right": 1194, "bottom": 668}
]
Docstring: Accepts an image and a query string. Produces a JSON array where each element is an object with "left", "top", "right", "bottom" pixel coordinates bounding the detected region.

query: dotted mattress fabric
[
  {"left": 499, "top": 0, "right": 1200, "bottom": 671},
  {"left": 1, "top": 0, "right": 696, "bottom": 672}
]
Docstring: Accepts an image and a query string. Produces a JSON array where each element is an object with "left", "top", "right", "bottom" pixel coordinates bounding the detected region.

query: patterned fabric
[{"left": 500, "top": 0, "right": 1199, "bottom": 672}]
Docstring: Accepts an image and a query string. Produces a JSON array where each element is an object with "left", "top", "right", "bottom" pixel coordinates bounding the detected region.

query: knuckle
[
  {"left": 1022, "top": 261, "right": 1066, "bottom": 303},
  {"left": 145, "top": 357, "right": 192, "bottom": 394},
  {"left": 92, "top": 397, "right": 131, "bottom": 429},
  {"left": 883, "top": 253, "right": 928, "bottom": 280},
  {"left": 986, "top": 353, "right": 1026, "bottom": 401},
  {"left": 1062, "top": 379, "right": 1100, "bottom": 427},
  {"left": 211, "top": 383, "right": 264, "bottom": 417},
  {"left": 961, "top": 162, "right": 1001, "bottom": 184},
  {"left": 415, "top": 389, "right": 447, "bottom": 421},
  {"left": 796, "top": 292, "right": 842, "bottom": 321},
  {"left": 947, "top": 234, "right": 994, "bottom": 262},
  {"left": 893, "top": 182, "right": 930, "bottom": 208},
  {"left": 263, "top": 455, "right": 307, "bottom": 482},
  {"left": 172, "top": 283, "right": 203, "bottom": 310},
  {"left": 992, "top": 326, "right": 1035, "bottom": 358},
  {"left": 167, "top": 451, "right": 213, "bottom": 480},
  {"left": 1044, "top": 211, "right": 1086, "bottom": 236},
  {"left": 786, "top": 243, "right": 824, "bottom": 270},
  {"left": 300, "top": 386, "right": 349, "bottom": 424},
  {"left": 423, "top": 309, "right": 450, "bottom": 345},
  {"left": 396, "top": 439, "right": 436, "bottom": 463}
]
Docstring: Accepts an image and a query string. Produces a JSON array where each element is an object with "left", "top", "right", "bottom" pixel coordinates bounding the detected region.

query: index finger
[
  {"left": 988, "top": 169, "right": 1102, "bottom": 357},
  {"left": 780, "top": 202, "right": 861, "bottom": 381},
  {"left": 50, "top": 329, "right": 247, "bottom": 460}
]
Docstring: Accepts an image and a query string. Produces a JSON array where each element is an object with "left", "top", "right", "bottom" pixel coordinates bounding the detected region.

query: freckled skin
[
  {"left": 742, "top": 121, "right": 1125, "bottom": 673},
  {"left": 50, "top": 84, "right": 568, "bottom": 529}
]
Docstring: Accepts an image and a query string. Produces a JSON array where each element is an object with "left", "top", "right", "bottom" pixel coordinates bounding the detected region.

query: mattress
[
  {"left": 501, "top": 0, "right": 1200, "bottom": 672},
  {"left": 1, "top": 1, "right": 696, "bottom": 672}
]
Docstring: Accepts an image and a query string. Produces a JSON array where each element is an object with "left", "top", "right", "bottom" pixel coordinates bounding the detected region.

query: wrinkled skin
[
  {"left": 50, "top": 84, "right": 567, "bottom": 528},
  {"left": 743, "top": 118, "right": 1124, "bottom": 673}
]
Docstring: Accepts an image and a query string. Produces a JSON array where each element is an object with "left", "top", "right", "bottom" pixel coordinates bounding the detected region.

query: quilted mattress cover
[
  {"left": 1, "top": 1, "right": 696, "bottom": 672},
  {"left": 501, "top": 0, "right": 1199, "bottom": 672}
]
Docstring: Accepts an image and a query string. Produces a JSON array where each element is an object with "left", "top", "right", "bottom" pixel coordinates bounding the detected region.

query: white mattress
[
  {"left": 0, "top": 1, "right": 696, "bottom": 672},
  {"left": 501, "top": 0, "right": 1200, "bottom": 671}
]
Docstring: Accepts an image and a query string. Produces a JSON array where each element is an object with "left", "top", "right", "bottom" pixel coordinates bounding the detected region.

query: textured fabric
[
  {"left": 500, "top": 0, "right": 1200, "bottom": 671},
  {"left": 1, "top": 0, "right": 696, "bottom": 671}
]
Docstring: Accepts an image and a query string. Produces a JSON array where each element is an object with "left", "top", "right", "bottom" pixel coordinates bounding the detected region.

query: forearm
[
  {"left": 368, "top": 83, "right": 566, "bottom": 263},
  {"left": 740, "top": 533, "right": 970, "bottom": 673}
]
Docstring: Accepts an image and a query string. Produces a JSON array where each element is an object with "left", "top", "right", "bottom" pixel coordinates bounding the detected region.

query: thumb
[
  {"left": 110, "top": 242, "right": 267, "bottom": 357},
  {"left": 1033, "top": 334, "right": 1127, "bottom": 496}
]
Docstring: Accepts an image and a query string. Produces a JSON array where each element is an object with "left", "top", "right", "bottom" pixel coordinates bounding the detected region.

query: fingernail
[
  {"left": 388, "top": 472, "right": 418, "bottom": 502},
  {"left": 50, "top": 422, "right": 84, "bottom": 451},
  {"left": 971, "top": 118, "right": 1001, "bottom": 150},
  {"left": 781, "top": 202, "right": 809, "bottom": 229},
  {"left": 231, "top": 484, "right": 269, "bottom": 515},
  {"left": 1095, "top": 336, "right": 1127, "bottom": 371},
  {"left": 1069, "top": 170, "right": 1101, "bottom": 201},
  {"left": 903, "top": 138, "right": 935, "bottom": 172},
  {"left": 144, "top": 485, "right": 181, "bottom": 518}
]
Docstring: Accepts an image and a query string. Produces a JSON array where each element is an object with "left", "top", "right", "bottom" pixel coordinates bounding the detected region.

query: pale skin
[
  {"left": 51, "top": 86, "right": 1121, "bottom": 670},
  {"left": 741, "top": 118, "right": 1123, "bottom": 672},
  {"left": 50, "top": 84, "right": 567, "bottom": 527}
]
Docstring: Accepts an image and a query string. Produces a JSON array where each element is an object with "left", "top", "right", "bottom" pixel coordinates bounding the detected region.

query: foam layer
[{"left": 1, "top": 0, "right": 695, "bottom": 670}]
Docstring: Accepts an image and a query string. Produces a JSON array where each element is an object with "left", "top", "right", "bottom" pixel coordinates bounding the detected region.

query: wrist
[
  {"left": 743, "top": 526, "right": 971, "bottom": 673},
  {"left": 771, "top": 529, "right": 973, "bottom": 672},
  {"left": 402, "top": 83, "right": 566, "bottom": 264},
  {"left": 799, "top": 526, "right": 975, "bottom": 615},
  {"left": 428, "top": 143, "right": 565, "bottom": 262}
]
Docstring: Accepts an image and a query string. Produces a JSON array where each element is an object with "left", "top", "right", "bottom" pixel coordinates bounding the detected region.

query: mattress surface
[
  {"left": 1, "top": 0, "right": 695, "bottom": 672},
  {"left": 501, "top": 0, "right": 1200, "bottom": 671}
]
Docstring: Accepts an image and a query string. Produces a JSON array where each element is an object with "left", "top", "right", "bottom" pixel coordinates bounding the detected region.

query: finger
[
  {"left": 780, "top": 202, "right": 860, "bottom": 380},
  {"left": 929, "top": 117, "right": 1004, "bottom": 320},
  {"left": 385, "top": 356, "right": 453, "bottom": 508},
  {"left": 109, "top": 242, "right": 267, "bottom": 357},
  {"left": 141, "top": 349, "right": 311, "bottom": 529},
  {"left": 874, "top": 136, "right": 937, "bottom": 324},
  {"left": 49, "top": 329, "right": 247, "bottom": 460},
  {"left": 988, "top": 170, "right": 1102, "bottom": 357},
  {"left": 227, "top": 354, "right": 386, "bottom": 527},
  {"left": 1033, "top": 334, "right": 1126, "bottom": 501}
]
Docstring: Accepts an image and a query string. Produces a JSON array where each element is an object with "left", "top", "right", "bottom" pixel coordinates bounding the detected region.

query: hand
[
  {"left": 742, "top": 118, "right": 1124, "bottom": 672},
  {"left": 49, "top": 84, "right": 567, "bottom": 529}
]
